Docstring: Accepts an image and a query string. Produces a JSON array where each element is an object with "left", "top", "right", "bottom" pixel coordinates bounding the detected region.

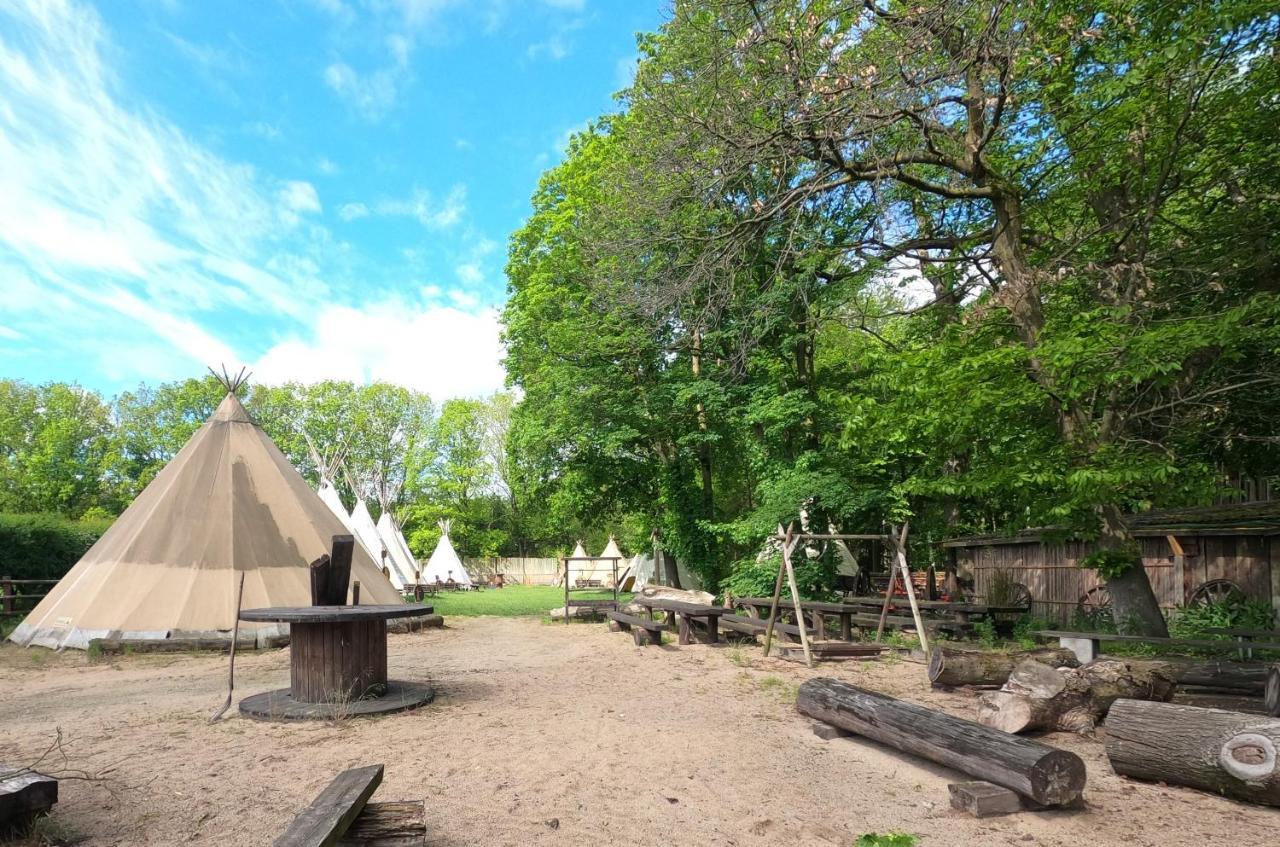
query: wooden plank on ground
[
  {"left": 274, "top": 765, "right": 384, "bottom": 847},
  {"left": 948, "top": 781, "right": 1027, "bottom": 818},
  {"left": 336, "top": 801, "right": 425, "bottom": 846}
]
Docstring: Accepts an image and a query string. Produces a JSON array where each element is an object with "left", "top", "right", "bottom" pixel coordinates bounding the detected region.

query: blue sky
[{"left": 0, "top": 0, "right": 663, "bottom": 400}]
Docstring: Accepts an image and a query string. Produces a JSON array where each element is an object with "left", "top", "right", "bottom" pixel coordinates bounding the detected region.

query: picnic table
[{"left": 634, "top": 598, "right": 726, "bottom": 645}]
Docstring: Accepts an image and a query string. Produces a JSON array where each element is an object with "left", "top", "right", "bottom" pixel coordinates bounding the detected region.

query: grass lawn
[{"left": 417, "top": 584, "right": 631, "bottom": 617}]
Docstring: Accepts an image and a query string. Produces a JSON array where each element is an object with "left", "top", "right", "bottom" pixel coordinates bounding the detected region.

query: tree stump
[{"left": 1105, "top": 699, "right": 1280, "bottom": 807}]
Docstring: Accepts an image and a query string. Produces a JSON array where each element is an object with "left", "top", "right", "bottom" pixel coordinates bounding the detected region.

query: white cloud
[
  {"left": 0, "top": 0, "right": 340, "bottom": 380},
  {"left": 375, "top": 184, "right": 467, "bottom": 229},
  {"left": 527, "top": 33, "right": 570, "bottom": 61},
  {"left": 455, "top": 263, "right": 483, "bottom": 285},
  {"left": 280, "top": 180, "right": 322, "bottom": 214},
  {"left": 254, "top": 301, "right": 505, "bottom": 399},
  {"left": 448, "top": 289, "right": 479, "bottom": 308},
  {"left": 0, "top": 325, "right": 24, "bottom": 340},
  {"left": 338, "top": 202, "right": 370, "bottom": 221},
  {"left": 324, "top": 61, "right": 404, "bottom": 119},
  {"left": 244, "top": 121, "right": 282, "bottom": 141}
]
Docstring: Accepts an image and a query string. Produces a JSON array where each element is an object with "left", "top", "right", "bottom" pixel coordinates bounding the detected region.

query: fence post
[{"left": 2, "top": 576, "right": 12, "bottom": 615}]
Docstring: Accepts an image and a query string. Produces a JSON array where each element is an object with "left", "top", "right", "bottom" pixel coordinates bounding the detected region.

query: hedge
[{"left": 0, "top": 512, "right": 114, "bottom": 582}]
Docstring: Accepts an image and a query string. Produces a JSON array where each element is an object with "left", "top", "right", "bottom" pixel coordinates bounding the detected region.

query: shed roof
[{"left": 941, "top": 501, "right": 1280, "bottom": 548}]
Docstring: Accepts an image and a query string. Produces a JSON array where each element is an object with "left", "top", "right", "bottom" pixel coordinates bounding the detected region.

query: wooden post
[
  {"left": 926, "top": 565, "right": 938, "bottom": 601},
  {"left": 762, "top": 524, "right": 792, "bottom": 658},
  {"left": 875, "top": 554, "right": 900, "bottom": 642},
  {"left": 562, "top": 557, "right": 569, "bottom": 625},
  {"left": 893, "top": 524, "right": 929, "bottom": 653},
  {"left": 782, "top": 533, "right": 814, "bottom": 667},
  {"left": 330, "top": 535, "right": 354, "bottom": 605},
  {"left": 352, "top": 581, "right": 361, "bottom": 606},
  {"left": 310, "top": 554, "right": 332, "bottom": 607},
  {"left": 1, "top": 576, "right": 11, "bottom": 615}
]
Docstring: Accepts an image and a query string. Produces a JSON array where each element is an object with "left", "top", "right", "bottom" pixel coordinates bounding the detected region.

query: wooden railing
[{"left": 1, "top": 577, "right": 59, "bottom": 614}]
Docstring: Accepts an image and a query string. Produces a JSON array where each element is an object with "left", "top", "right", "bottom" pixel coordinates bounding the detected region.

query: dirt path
[{"left": 1, "top": 617, "right": 1275, "bottom": 845}]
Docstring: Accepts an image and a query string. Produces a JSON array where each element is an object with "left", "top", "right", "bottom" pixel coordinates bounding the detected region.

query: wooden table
[
  {"left": 635, "top": 599, "right": 726, "bottom": 645},
  {"left": 238, "top": 604, "right": 435, "bottom": 720}
]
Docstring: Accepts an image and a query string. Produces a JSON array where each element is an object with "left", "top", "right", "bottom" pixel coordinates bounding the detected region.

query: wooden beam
[
  {"left": 762, "top": 524, "right": 791, "bottom": 658},
  {"left": 781, "top": 532, "right": 814, "bottom": 668},
  {"left": 274, "top": 765, "right": 384, "bottom": 847}
]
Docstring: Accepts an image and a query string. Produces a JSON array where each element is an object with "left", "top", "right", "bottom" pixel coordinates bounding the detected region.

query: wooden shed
[{"left": 942, "top": 502, "right": 1280, "bottom": 624}]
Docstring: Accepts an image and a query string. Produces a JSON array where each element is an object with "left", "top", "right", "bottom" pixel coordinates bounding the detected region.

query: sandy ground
[{"left": 1, "top": 617, "right": 1277, "bottom": 846}]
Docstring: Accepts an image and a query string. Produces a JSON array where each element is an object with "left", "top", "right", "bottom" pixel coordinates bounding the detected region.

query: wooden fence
[
  {"left": 1, "top": 577, "right": 59, "bottom": 615},
  {"left": 462, "top": 557, "right": 563, "bottom": 586}
]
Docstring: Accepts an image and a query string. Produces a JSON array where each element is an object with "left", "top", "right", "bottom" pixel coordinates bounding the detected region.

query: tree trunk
[
  {"left": 1116, "top": 658, "right": 1274, "bottom": 696},
  {"left": 1105, "top": 699, "right": 1280, "bottom": 807},
  {"left": 977, "top": 659, "right": 1175, "bottom": 735},
  {"left": 797, "top": 678, "right": 1086, "bottom": 806},
  {"left": 929, "top": 647, "right": 1079, "bottom": 689},
  {"left": 1097, "top": 505, "right": 1169, "bottom": 637}
]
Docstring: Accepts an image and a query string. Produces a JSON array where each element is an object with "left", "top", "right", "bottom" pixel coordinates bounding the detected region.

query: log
[
  {"left": 977, "top": 659, "right": 1174, "bottom": 735},
  {"left": 928, "top": 647, "right": 1079, "bottom": 688},
  {"left": 1105, "top": 699, "right": 1280, "bottom": 807},
  {"left": 1119, "top": 658, "right": 1274, "bottom": 696},
  {"left": 797, "top": 678, "right": 1085, "bottom": 805}
]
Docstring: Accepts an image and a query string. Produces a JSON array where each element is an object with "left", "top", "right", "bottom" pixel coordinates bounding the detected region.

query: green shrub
[
  {"left": 1169, "top": 595, "right": 1274, "bottom": 639},
  {"left": 0, "top": 512, "right": 114, "bottom": 581},
  {"left": 720, "top": 552, "right": 834, "bottom": 601},
  {"left": 855, "top": 834, "right": 919, "bottom": 847}
]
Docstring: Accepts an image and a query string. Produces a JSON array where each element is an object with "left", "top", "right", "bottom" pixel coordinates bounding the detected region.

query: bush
[
  {"left": 0, "top": 512, "right": 114, "bottom": 581},
  {"left": 720, "top": 552, "right": 834, "bottom": 600},
  {"left": 1169, "top": 595, "right": 1274, "bottom": 639}
]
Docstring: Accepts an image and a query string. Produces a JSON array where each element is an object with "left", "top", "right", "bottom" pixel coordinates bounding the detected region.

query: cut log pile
[
  {"left": 928, "top": 646, "right": 1079, "bottom": 688},
  {"left": 976, "top": 659, "right": 1175, "bottom": 735},
  {"left": 797, "top": 678, "right": 1086, "bottom": 806},
  {"left": 1105, "top": 699, "right": 1280, "bottom": 807}
]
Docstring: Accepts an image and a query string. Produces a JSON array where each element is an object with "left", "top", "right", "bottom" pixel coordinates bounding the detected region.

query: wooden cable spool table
[{"left": 237, "top": 604, "right": 436, "bottom": 721}]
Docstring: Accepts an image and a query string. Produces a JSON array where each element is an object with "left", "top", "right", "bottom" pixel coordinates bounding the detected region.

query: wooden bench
[
  {"left": 635, "top": 600, "right": 726, "bottom": 645},
  {"left": 606, "top": 611, "right": 665, "bottom": 646},
  {"left": 274, "top": 764, "right": 425, "bottom": 847},
  {"left": 719, "top": 615, "right": 814, "bottom": 644},
  {"left": 1037, "top": 630, "right": 1280, "bottom": 664}
]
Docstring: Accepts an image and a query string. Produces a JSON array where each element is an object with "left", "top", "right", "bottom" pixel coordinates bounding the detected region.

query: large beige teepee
[{"left": 9, "top": 390, "right": 403, "bottom": 650}]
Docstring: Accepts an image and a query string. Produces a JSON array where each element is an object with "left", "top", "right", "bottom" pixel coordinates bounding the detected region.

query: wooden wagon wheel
[
  {"left": 1189, "top": 579, "right": 1243, "bottom": 606},
  {"left": 1007, "top": 582, "right": 1033, "bottom": 610},
  {"left": 1077, "top": 586, "right": 1111, "bottom": 613}
]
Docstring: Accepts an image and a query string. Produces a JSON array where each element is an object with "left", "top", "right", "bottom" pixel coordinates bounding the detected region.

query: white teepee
[
  {"left": 349, "top": 495, "right": 408, "bottom": 590},
  {"left": 422, "top": 520, "right": 470, "bottom": 586},
  {"left": 628, "top": 553, "right": 655, "bottom": 590},
  {"left": 10, "top": 390, "right": 403, "bottom": 650},
  {"left": 594, "top": 536, "right": 625, "bottom": 586},
  {"left": 376, "top": 509, "right": 419, "bottom": 586}
]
